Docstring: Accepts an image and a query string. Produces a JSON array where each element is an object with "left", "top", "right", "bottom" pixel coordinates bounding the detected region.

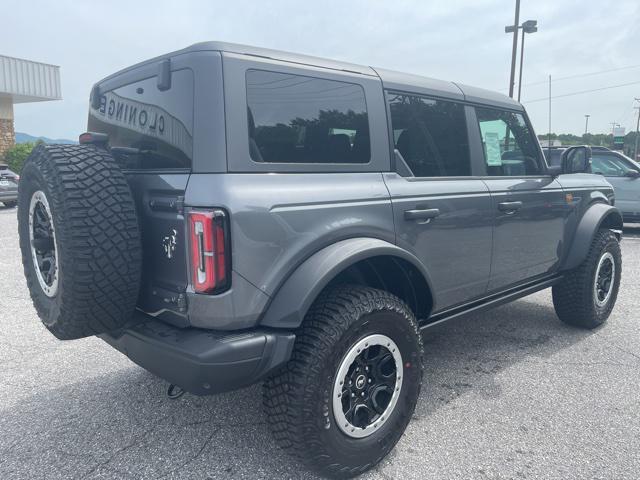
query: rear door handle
[
  {"left": 498, "top": 201, "right": 523, "bottom": 212},
  {"left": 404, "top": 208, "right": 440, "bottom": 221}
]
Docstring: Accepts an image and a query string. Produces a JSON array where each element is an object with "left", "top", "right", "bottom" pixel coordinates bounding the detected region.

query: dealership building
[{"left": 0, "top": 54, "right": 62, "bottom": 156}]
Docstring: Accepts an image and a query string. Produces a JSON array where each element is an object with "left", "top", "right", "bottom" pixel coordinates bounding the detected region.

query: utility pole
[
  {"left": 584, "top": 114, "right": 590, "bottom": 135},
  {"left": 634, "top": 98, "right": 640, "bottom": 161},
  {"left": 507, "top": 0, "right": 520, "bottom": 98}
]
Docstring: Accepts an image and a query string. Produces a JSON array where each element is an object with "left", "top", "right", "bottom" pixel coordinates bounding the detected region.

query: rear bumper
[{"left": 99, "top": 312, "right": 295, "bottom": 395}]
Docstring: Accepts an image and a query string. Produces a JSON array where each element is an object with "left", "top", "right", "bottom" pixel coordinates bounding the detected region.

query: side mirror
[
  {"left": 625, "top": 170, "right": 640, "bottom": 179},
  {"left": 561, "top": 146, "right": 592, "bottom": 174}
]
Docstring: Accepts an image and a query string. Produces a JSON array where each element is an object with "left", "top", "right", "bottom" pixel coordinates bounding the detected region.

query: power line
[
  {"left": 522, "top": 80, "right": 640, "bottom": 104},
  {"left": 501, "top": 64, "right": 640, "bottom": 91}
]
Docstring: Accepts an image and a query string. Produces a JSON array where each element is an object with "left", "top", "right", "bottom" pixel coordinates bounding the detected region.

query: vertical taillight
[{"left": 188, "top": 210, "right": 229, "bottom": 293}]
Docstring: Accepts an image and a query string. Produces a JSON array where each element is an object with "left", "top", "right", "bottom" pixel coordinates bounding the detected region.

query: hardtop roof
[{"left": 98, "top": 41, "right": 523, "bottom": 111}]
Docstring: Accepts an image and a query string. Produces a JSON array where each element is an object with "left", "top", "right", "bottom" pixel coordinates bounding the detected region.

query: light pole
[
  {"left": 584, "top": 114, "right": 590, "bottom": 135},
  {"left": 505, "top": 0, "right": 520, "bottom": 99},
  {"left": 516, "top": 20, "right": 538, "bottom": 102},
  {"left": 506, "top": 16, "right": 537, "bottom": 101}
]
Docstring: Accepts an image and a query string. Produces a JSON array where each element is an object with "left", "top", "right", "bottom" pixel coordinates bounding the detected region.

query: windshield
[{"left": 592, "top": 152, "right": 638, "bottom": 176}]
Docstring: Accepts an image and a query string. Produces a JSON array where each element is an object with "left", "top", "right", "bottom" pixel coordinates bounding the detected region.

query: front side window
[
  {"left": 476, "top": 107, "right": 542, "bottom": 176},
  {"left": 592, "top": 153, "right": 637, "bottom": 177},
  {"left": 246, "top": 70, "right": 370, "bottom": 164},
  {"left": 387, "top": 93, "right": 470, "bottom": 177}
]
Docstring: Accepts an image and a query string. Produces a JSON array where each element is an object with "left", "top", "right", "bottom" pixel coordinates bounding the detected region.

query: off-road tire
[
  {"left": 263, "top": 285, "right": 423, "bottom": 479},
  {"left": 552, "top": 229, "right": 621, "bottom": 329},
  {"left": 17, "top": 144, "right": 142, "bottom": 340},
  {"left": 3, "top": 200, "right": 17, "bottom": 208}
]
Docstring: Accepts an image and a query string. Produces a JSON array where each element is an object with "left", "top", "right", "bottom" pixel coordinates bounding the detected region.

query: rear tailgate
[{"left": 126, "top": 173, "right": 190, "bottom": 322}]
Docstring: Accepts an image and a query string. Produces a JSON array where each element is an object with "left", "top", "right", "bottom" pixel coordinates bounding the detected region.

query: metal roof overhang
[{"left": 0, "top": 54, "right": 62, "bottom": 103}]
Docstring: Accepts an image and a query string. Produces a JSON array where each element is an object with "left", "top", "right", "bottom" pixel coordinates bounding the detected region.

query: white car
[
  {"left": 590, "top": 147, "right": 640, "bottom": 222},
  {"left": 545, "top": 147, "right": 640, "bottom": 223}
]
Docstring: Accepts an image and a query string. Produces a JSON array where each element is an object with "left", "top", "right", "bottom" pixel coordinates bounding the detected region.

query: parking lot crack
[
  {"left": 597, "top": 336, "right": 640, "bottom": 363},
  {"left": 75, "top": 422, "right": 161, "bottom": 480},
  {"left": 155, "top": 427, "right": 220, "bottom": 479}
]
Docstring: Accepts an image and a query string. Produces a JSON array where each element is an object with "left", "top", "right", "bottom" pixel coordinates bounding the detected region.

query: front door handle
[
  {"left": 498, "top": 201, "right": 523, "bottom": 212},
  {"left": 404, "top": 208, "right": 440, "bottom": 221}
]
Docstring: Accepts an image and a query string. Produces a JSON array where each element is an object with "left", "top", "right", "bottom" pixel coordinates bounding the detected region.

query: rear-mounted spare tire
[{"left": 17, "top": 144, "right": 142, "bottom": 340}]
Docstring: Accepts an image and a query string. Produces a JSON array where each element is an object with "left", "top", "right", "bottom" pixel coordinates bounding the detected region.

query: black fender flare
[
  {"left": 562, "top": 203, "right": 623, "bottom": 271},
  {"left": 259, "top": 237, "right": 434, "bottom": 329}
]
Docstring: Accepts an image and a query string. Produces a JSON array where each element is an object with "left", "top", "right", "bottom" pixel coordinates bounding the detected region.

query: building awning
[{"left": 0, "top": 54, "right": 61, "bottom": 103}]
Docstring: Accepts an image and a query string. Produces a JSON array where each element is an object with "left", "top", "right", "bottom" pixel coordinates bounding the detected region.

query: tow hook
[{"left": 167, "top": 384, "right": 185, "bottom": 399}]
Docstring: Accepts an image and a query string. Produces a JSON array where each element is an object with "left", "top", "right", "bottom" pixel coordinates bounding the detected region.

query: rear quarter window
[
  {"left": 88, "top": 68, "right": 194, "bottom": 170},
  {"left": 246, "top": 70, "right": 370, "bottom": 164}
]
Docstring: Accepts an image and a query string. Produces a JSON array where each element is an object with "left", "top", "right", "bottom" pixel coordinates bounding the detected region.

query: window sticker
[{"left": 484, "top": 131, "right": 502, "bottom": 166}]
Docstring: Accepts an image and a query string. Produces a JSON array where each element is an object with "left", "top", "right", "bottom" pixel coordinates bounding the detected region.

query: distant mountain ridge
[{"left": 15, "top": 132, "right": 76, "bottom": 145}]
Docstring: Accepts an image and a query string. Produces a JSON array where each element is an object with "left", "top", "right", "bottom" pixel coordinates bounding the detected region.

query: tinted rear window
[
  {"left": 246, "top": 70, "right": 370, "bottom": 164},
  {"left": 88, "top": 68, "right": 194, "bottom": 170}
]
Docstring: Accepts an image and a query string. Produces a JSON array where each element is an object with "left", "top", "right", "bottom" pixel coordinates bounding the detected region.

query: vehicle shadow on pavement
[
  {"left": 0, "top": 295, "right": 593, "bottom": 480},
  {"left": 415, "top": 294, "right": 592, "bottom": 420}
]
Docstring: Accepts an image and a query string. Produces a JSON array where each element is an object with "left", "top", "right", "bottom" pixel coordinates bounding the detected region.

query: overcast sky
[{"left": 3, "top": 0, "right": 639, "bottom": 140}]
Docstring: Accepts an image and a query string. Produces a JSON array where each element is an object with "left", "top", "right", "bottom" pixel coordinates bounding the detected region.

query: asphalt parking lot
[{"left": 1, "top": 205, "right": 640, "bottom": 480}]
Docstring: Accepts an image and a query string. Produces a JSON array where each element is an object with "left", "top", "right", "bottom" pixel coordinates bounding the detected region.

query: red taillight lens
[
  {"left": 188, "top": 210, "right": 229, "bottom": 294},
  {"left": 78, "top": 131, "right": 109, "bottom": 145}
]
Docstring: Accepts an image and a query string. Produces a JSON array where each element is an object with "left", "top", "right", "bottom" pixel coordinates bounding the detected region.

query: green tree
[{"left": 2, "top": 142, "right": 36, "bottom": 172}]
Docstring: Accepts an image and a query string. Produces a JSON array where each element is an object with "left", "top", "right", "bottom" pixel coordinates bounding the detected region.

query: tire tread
[
  {"left": 18, "top": 144, "right": 141, "bottom": 340},
  {"left": 552, "top": 228, "right": 621, "bottom": 329},
  {"left": 263, "top": 285, "right": 422, "bottom": 478}
]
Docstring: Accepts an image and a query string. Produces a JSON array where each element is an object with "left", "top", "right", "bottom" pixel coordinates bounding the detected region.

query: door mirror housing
[
  {"left": 561, "top": 146, "right": 592, "bottom": 174},
  {"left": 624, "top": 169, "right": 640, "bottom": 179}
]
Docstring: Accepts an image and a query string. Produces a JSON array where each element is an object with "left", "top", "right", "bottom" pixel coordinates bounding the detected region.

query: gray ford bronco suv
[{"left": 18, "top": 42, "right": 623, "bottom": 478}]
